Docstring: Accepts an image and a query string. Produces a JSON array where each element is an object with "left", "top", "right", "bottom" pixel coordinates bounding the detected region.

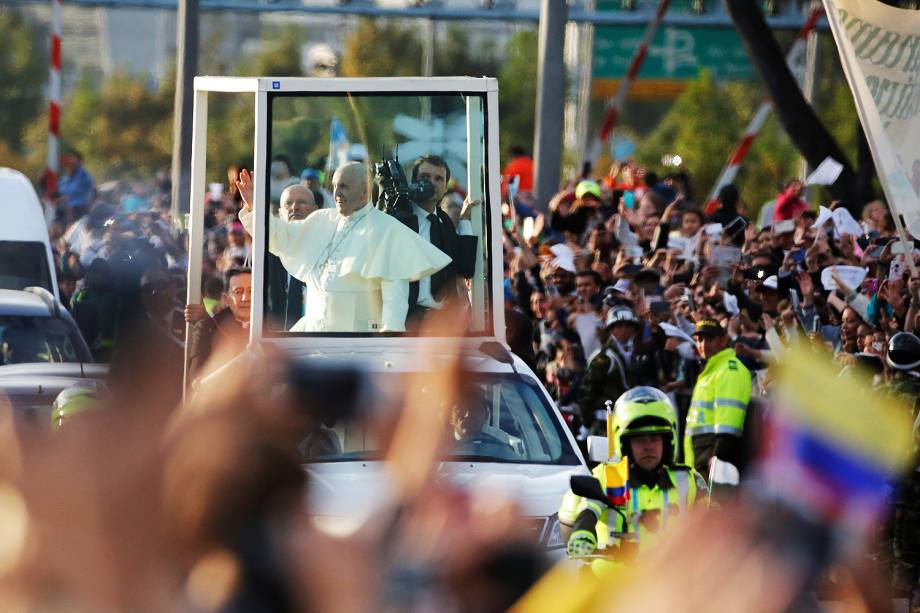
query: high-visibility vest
[
  {"left": 684, "top": 348, "right": 751, "bottom": 464},
  {"left": 575, "top": 462, "right": 699, "bottom": 551}
]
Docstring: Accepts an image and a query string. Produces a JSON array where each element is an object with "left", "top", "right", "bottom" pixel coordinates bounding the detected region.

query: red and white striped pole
[
  {"left": 586, "top": 0, "right": 670, "bottom": 166},
  {"left": 704, "top": 6, "right": 824, "bottom": 213},
  {"left": 45, "top": 0, "right": 62, "bottom": 197}
]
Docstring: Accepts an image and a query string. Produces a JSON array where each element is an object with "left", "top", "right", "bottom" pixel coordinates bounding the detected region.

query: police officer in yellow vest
[
  {"left": 684, "top": 319, "right": 751, "bottom": 478},
  {"left": 559, "top": 387, "right": 706, "bottom": 573}
]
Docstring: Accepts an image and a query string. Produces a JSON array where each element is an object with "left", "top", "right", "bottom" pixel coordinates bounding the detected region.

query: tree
[
  {"left": 203, "top": 24, "right": 308, "bottom": 183},
  {"left": 338, "top": 21, "right": 538, "bottom": 165},
  {"left": 340, "top": 18, "right": 424, "bottom": 77},
  {"left": 66, "top": 75, "right": 174, "bottom": 178},
  {"left": 498, "top": 29, "right": 539, "bottom": 161},
  {"left": 725, "top": 0, "right": 860, "bottom": 212},
  {"left": 23, "top": 73, "right": 174, "bottom": 181},
  {"left": 435, "top": 25, "right": 500, "bottom": 77},
  {"left": 0, "top": 10, "right": 48, "bottom": 156},
  {"left": 636, "top": 71, "right": 797, "bottom": 209},
  {"left": 237, "top": 23, "right": 305, "bottom": 77}
]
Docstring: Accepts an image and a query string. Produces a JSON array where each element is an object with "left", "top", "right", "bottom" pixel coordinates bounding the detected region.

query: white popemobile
[{"left": 185, "top": 76, "right": 588, "bottom": 555}]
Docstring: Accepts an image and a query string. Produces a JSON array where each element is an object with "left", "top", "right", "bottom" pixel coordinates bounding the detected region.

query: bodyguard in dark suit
[{"left": 405, "top": 155, "right": 479, "bottom": 321}]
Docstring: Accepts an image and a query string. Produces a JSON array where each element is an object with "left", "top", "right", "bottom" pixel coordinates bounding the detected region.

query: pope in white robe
[{"left": 238, "top": 162, "right": 450, "bottom": 332}]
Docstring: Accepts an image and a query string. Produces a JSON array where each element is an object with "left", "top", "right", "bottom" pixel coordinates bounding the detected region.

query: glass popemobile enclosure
[
  {"left": 184, "top": 79, "right": 587, "bottom": 554},
  {"left": 185, "top": 77, "right": 503, "bottom": 349}
]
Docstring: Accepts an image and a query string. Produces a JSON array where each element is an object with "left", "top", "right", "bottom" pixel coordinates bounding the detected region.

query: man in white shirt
[
  {"left": 571, "top": 270, "right": 603, "bottom": 360},
  {"left": 238, "top": 162, "right": 450, "bottom": 333}
]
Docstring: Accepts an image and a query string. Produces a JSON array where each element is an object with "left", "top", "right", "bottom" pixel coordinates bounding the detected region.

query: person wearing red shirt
[
  {"left": 773, "top": 179, "right": 810, "bottom": 222},
  {"left": 501, "top": 146, "right": 534, "bottom": 198}
]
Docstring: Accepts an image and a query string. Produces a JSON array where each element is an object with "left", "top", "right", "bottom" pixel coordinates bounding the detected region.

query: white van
[{"left": 0, "top": 168, "right": 59, "bottom": 301}]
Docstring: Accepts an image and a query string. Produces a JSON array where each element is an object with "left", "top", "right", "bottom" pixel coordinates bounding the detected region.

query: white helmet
[{"left": 605, "top": 306, "right": 639, "bottom": 329}]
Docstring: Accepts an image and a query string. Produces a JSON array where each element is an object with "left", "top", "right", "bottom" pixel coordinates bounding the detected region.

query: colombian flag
[
  {"left": 604, "top": 456, "right": 630, "bottom": 506},
  {"left": 768, "top": 347, "right": 916, "bottom": 525}
]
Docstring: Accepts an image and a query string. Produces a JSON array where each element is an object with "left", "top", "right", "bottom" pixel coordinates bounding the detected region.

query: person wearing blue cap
[{"left": 300, "top": 168, "right": 332, "bottom": 208}]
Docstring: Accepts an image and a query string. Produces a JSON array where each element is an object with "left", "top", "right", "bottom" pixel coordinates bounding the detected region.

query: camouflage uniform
[
  {"left": 576, "top": 340, "right": 631, "bottom": 435},
  {"left": 885, "top": 372, "right": 920, "bottom": 594}
]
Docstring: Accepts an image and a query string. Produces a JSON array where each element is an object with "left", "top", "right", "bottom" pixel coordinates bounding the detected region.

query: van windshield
[
  {"left": 298, "top": 375, "right": 581, "bottom": 466},
  {"left": 0, "top": 242, "right": 53, "bottom": 293}
]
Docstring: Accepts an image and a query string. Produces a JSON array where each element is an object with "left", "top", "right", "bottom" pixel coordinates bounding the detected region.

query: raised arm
[{"left": 236, "top": 168, "right": 311, "bottom": 259}]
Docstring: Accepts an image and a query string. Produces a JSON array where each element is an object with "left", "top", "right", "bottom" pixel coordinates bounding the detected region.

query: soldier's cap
[{"left": 692, "top": 319, "right": 727, "bottom": 337}]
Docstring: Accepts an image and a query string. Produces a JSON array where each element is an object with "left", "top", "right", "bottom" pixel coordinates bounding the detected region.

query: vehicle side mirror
[
  {"left": 586, "top": 436, "right": 609, "bottom": 463},
  {"left": 570, "top": 475, "right": 610, "bottom": 507}
]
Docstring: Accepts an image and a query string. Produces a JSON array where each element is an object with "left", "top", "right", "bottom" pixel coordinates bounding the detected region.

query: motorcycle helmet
[
  {"left": 51, "top": 381, "right": 104, "bottom": 430},
  {"left": 609, "top": 386, "right": 678, "bottom": 464},
  {"left": 887, "top": 332, "right": 920, "bottom": 371}
]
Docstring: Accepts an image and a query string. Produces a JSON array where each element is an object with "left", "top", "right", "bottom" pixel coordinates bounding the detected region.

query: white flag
[
  {"left": 813, "top": 205, "right": 833, "bottom": 229},
  {"left": 805, "top": 157, "right": 844, "bottom": 186},
  {"left": 824, "top": 0, "right": 920, "bottom": 238}
]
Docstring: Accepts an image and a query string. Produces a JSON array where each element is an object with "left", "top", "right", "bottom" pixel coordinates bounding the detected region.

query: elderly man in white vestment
[{"left": 238, "top": 162, "right": 450, "bottom": 332}]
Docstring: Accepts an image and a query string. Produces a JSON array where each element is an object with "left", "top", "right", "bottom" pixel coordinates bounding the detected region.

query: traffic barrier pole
[{"left": 45, "top": 0, "right": 62, "bottom": 196}]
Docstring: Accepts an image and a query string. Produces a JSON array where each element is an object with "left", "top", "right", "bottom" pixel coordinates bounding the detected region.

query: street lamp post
[
  {"left": 170, "top": 0, "right": 200, "bottom": 228},
  {"left": 532, "top": 0, "right": 567, "bottom": 212}
]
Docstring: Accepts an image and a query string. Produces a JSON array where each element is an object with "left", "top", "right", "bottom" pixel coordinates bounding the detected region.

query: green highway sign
[{"left": 592, "top": 25, "right": 755, "bottom": 81}]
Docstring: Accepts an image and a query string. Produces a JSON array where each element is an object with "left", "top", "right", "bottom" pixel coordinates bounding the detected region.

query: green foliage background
[
  {"left": 0, "top": 8, "right": 861, "bottom": 213},
  {"left": 634, "top": 36, "right": 861, "bottom": 212}
]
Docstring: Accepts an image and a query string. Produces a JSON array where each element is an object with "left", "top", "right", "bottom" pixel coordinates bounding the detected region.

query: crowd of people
[
  {"left": 498, "top": 155, "right": 920, "bottom": 601},
  {"left": 10, "top": 138, "right": 920, "bottom": 609}
]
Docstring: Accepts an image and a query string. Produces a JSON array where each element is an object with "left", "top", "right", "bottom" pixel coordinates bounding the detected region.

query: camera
[{"left": 374, "top": 157, "right": 435, "bottom": 225}]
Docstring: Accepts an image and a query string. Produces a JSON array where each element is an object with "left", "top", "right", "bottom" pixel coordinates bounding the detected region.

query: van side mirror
[
  {"left": 570, "top": 475, "right": 610, "bottom": 507},
  {"left": 586, "top": 436, "right": 609, "bottom": 463}
]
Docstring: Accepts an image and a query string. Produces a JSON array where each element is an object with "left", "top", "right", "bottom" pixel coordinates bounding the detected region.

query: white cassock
[{"left": 240, "top": 204, "right": 450, "bottom": 332}]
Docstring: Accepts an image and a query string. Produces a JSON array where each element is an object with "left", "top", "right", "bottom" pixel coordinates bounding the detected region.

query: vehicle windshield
[
  {"left": 263, "top": 91, "right": 492, "bottom": 337},
  {"left": 0, "top": 241, "right": 53, "bottom": 293},
  {"left": 0, "top": 315, "right": 90, "bottom": 365},
  {"left": 298, "top": 374, "right": 581, "bottom": 466}
]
